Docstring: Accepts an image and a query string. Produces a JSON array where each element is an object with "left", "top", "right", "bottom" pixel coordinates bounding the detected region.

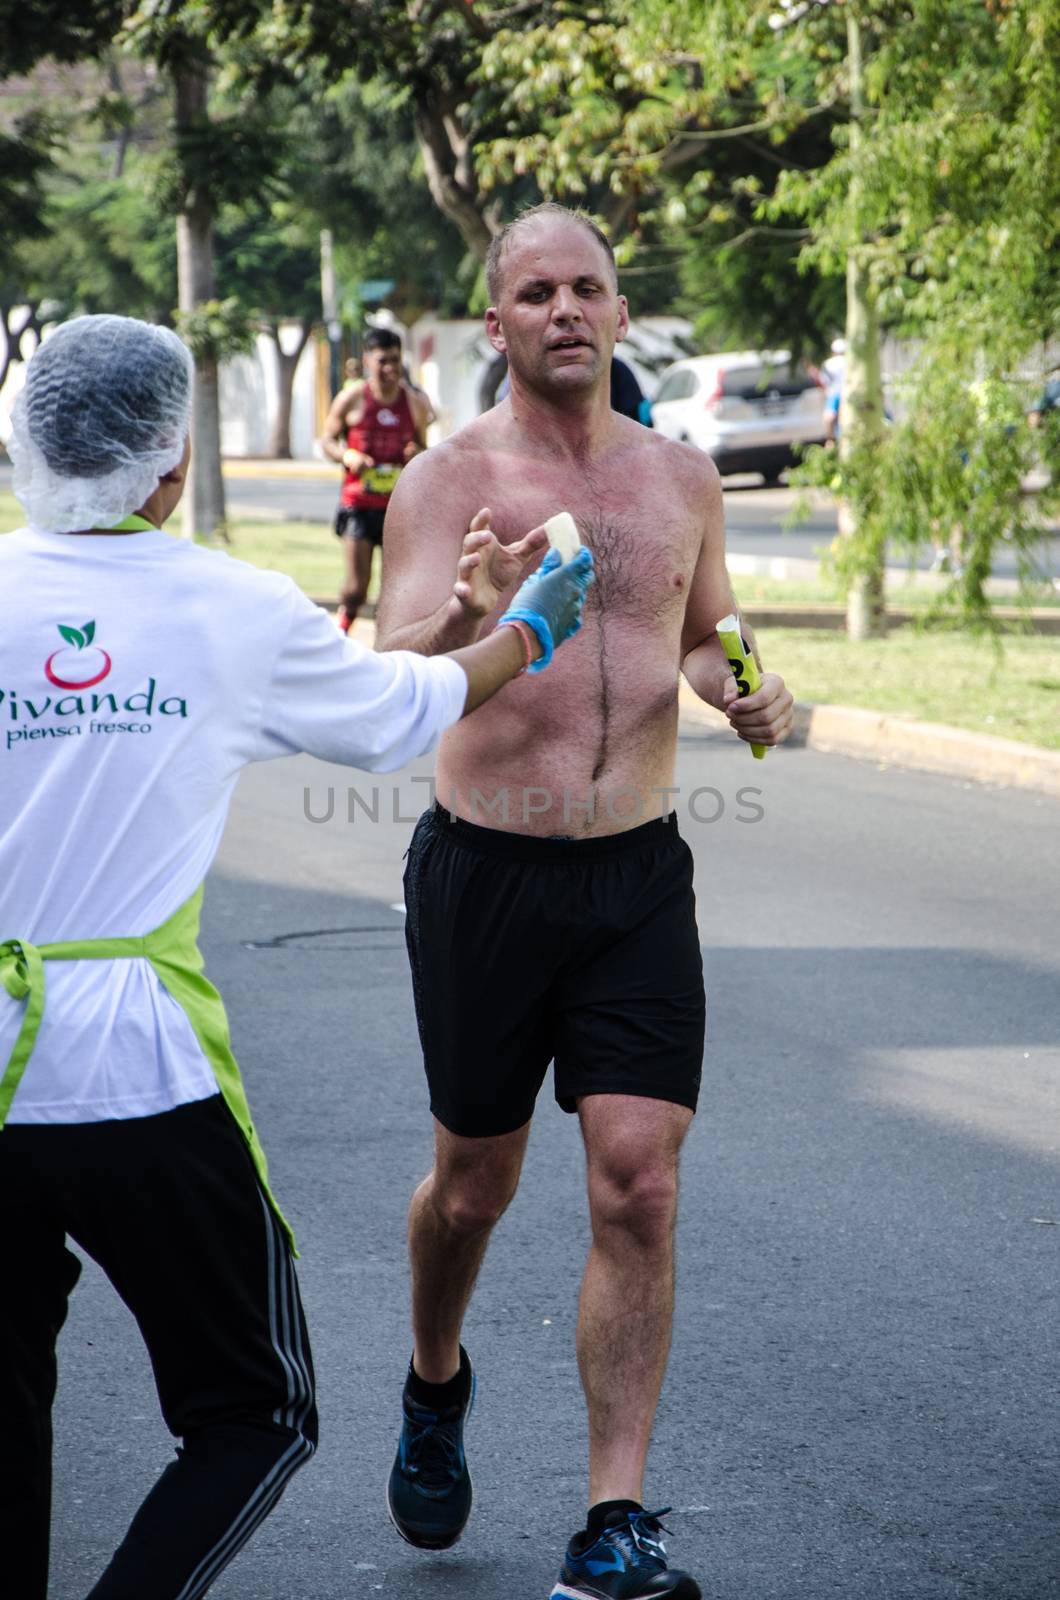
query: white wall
[
  {"left": 0, "top": 318, "right": 321, "bottom": 459},
  {"left": 408, "top": 318, "right": 496, "bottom": 440},
  {"left": 219, "top": 327, "right": 319, "bottom": 458},
  {"left": 0, "top": 319, "right": 39, "bottom": 446}
]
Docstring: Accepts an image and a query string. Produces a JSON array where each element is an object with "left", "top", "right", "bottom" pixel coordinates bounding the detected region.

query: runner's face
[
  {"left": 364, "top": 345, "right": 402, "bottom": 391},
  {"left": 487, "top": 219, "right": 628, "bottom": 396}
]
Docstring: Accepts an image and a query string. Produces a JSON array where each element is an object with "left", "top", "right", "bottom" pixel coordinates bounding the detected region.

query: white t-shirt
[{"left": 0, "top": 525, "right": 466, "bottom": 1124}]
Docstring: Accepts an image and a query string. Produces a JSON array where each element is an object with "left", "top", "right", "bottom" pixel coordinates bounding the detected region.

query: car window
[
  {"left": 722, "top": 363, "right": 818, "bottom": 399},
  {"left": 655, "top": 368, "right": 699, "bottom": 402}
]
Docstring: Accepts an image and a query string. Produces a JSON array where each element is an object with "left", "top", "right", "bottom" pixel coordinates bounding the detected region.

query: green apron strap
[
  {"left": 0, "top": 933, "right": 148, "bottom": 1121},
  {"left": 0, "top": 891, "right": 296, "bottom": 1253},
  {"left": 0, "top": 939, "right": 46, "bottom": 1124},
  {"left": 142, "top": 889, "right": 295, "bottom": 1250}
]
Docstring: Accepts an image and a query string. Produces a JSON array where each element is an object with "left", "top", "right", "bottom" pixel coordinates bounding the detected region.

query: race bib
[{"left": 362, "top": 463, "right": 402, "bottom": 495}]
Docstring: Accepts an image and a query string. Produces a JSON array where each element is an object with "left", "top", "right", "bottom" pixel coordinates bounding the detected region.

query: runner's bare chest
[
  {"left": 477, "top": 447, "right": 702, "bottom": 629},
  {"left": 439, "top": 442, "right": 706, "bottom": 814}
]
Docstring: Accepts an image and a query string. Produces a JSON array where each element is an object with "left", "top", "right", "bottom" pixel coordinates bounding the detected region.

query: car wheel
[{"left": 762, "top": 469, "right": 785, "bottom": 487}]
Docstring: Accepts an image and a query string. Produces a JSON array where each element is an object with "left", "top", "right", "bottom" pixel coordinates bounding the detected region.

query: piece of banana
[{"left": 543, "top": 511, "right": 581, "bottom": 563}]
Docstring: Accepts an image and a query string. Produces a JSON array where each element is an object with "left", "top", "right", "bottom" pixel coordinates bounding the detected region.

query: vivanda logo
[
  {"left": 0, "top": 620, "right": 189, "bottom": 733},
  {"left": 45, "top": 621, "right": 112, "bottom": 690}
]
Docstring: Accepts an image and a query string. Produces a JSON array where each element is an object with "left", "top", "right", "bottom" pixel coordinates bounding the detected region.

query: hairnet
[{"left": 9, "top": 314, "right": 193, "bottom": 533}]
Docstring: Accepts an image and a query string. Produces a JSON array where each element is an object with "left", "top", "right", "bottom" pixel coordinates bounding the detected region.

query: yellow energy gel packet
[{"left": 716, "top": 612, "right": 766, "bottom": 760}]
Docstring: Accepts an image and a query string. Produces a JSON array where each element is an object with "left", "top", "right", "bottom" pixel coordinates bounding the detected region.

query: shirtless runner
[{"left": 376, "top": 202, "right": 794, "bottom": 1600}]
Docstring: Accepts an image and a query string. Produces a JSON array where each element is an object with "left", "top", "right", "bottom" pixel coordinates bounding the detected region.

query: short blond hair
[{"left": 486, "top": 203, "right": 617, "bottom": 303}]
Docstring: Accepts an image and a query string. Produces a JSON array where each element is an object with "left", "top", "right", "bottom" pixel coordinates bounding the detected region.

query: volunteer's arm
[
  {"left": 375, "top": 446, "right": 548, "bottom": 657},
  {"left": 257, "top": 549, "right": 593, "bottom": 773},
  {"left": 679, "top": 454, "right": 794, "bottom": 748},
  {"left": 452, "top": 621, "right": 539, "bottom": 713}
]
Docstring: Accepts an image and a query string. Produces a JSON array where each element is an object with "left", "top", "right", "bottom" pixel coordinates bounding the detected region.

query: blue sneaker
[
  {"left": 550, "top": 1507, "right": 701, "bottom": 1599},
  {"left": 386, "top": 1350, "right": 475, "bottom": 1550}
]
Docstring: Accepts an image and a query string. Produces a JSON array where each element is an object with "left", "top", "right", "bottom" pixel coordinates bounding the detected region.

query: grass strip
[{"left": 759, "top": 627, "right": 1060, "bottom": 751}]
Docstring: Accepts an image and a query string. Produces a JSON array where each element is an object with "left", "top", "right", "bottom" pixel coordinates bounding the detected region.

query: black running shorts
[
  {"left": 334, "top": 505, "right": 387, "bottom": 544},
  {"left": 403, "top": 805, "right": 706, "bottom": 1138}
]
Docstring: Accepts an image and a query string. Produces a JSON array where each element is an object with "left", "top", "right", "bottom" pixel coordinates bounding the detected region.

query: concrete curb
[{"left": 677, "top": 683, "right": 1060, "bottom": 799}]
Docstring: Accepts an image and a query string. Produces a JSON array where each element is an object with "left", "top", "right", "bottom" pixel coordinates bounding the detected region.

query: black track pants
[{"left": 0, "top": 1094, "right": 317, "bottom": 1600}]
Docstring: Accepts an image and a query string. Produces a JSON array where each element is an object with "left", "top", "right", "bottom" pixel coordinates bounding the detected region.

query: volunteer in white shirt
[{"left": 0, "top": 314, "right": 594, "bottom": 1600}]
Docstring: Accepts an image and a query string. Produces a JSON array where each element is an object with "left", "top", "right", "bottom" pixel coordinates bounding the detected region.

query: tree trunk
[
  {"left": 413, "top": 95, "right": 497, "bottom": 261},
  {"left": 265, "top": 319, "right": 315, "bottom": 459},
  {"left": 840, "top": 7, "right": 886, "bottom": 640},
  {"left": 174, "top": 58, "right": 228, "bottom": 542},
  {"left": 108, "top": 59, "right": 131, "bottom": 179},
  {"left": 320, "top": 228, "right": 341, "bottom": 398},
  {"left": 840, "top": 248, "right": 886, "bottom": 639}
]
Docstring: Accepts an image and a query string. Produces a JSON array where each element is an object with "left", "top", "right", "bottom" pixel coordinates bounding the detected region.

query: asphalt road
[
  {"left": 221, "top": 470, "right": 1060, "bottom": 583},
  {"left": 48, "top": 727, "right": 1059, "bottom": 1599}
]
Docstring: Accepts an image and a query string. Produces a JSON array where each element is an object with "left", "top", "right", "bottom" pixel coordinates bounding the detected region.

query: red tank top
[{"left": 341, "top": 385, "right": 417, "bottom": 509}]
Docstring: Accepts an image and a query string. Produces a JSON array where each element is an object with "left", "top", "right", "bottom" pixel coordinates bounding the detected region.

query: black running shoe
[
  {"left": 386, "top": 1350, "right": 475, "bottom": 1550},
  {"left": 550, "top": 1506, "right": 701, "bottom": 1599}
]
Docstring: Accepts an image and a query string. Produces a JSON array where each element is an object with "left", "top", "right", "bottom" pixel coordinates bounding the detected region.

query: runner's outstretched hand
[{"left": 452, "top": 508, "right": 549, "bottom": 618}]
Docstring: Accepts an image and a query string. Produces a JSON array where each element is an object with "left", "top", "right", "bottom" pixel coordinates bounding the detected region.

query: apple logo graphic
[{"left": 45, "top": 622, "right": 112, "bottom": 690}]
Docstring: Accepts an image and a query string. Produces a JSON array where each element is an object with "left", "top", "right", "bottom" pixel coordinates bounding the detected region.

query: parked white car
[{"left": 650, "top": 350, "right": 827, "bottom": 483}]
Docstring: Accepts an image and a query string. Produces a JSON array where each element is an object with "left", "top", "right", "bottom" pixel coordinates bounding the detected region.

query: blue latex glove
[{"left": 498, "top": 545, "right": 595, "bottom": 673}]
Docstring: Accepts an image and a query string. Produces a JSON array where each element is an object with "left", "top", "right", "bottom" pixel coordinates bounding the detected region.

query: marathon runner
[{"left": 320, "top": 327, "right": 432, "bottom": 632}]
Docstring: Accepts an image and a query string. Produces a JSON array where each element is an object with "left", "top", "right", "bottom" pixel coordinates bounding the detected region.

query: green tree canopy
[{"left": 0, "top": 0, "right": 132, "bottom": 78}]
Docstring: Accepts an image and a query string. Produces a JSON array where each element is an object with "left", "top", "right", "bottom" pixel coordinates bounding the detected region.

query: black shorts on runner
[
  {"left": 403, "top": 805, "right": 705, "bottom": 1138},
  {"left": 334, "top": 505, "right": 386, "bottom": 544}
]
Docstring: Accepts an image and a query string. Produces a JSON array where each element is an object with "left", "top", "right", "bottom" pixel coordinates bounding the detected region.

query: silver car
[{"left": 650, "top": 350, "right": 827, "bottom": 483}]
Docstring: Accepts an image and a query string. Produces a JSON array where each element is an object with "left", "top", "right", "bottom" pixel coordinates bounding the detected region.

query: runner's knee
[
  {"left": 429, "top": 1161, "right": 520, "bottom": 1239},
  {"left": 587, "top": 1151, "right": 679, "bottom": 1246}
]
